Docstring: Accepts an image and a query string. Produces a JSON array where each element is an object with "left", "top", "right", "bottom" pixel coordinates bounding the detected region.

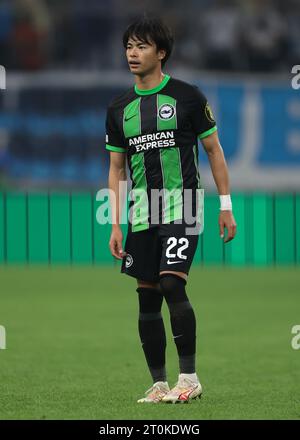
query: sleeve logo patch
[{"left": 205, "top": 103, "right": 215, "bottom": 123}]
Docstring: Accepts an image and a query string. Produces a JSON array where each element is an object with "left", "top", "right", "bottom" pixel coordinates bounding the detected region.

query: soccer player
[{"left": 106, "top": 16, "right": 237, "bottom": 403}]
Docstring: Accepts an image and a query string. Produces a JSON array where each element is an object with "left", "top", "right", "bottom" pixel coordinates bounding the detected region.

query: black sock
[
  {"left": 137, "top": 287, "right": 167, "bottom": 383},
  {"left": 160, "top": 274, "right": 196, "bottom": 374}
]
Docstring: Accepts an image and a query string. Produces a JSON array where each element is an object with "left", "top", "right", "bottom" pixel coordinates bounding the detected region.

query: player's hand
[
  {"left": 219, "top": 211, "right": 237, "bottom": 243},
  {"left": 109, "top": 227, "right": 125, "bottom": 260}
]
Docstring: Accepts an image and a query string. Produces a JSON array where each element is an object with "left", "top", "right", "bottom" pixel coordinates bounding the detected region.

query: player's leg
[
  {"left": 159, "top": 272, "right": 198, "bottom": 375},
  {"left": 136, "top": 278, "right": 169, "bottom": 403},
  {"left": 136, "top": 278, "right": 166, "bottom": 383},
  {"left": 120, "top": 227, "right": 169, "bottom": 402},
  {"left": 158, "top": 226, "right": 202, "bottom": 403}
]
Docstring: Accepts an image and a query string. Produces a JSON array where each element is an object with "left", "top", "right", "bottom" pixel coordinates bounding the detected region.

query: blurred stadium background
[
  {"left": 0, "top": 0, "right": 299, "bottom": 192},
  {"left": 0, "top": 0, "right": 299, "bottom": 266},
  {"left": 0, "top": 0, "right": 300, "bottom": 420}
]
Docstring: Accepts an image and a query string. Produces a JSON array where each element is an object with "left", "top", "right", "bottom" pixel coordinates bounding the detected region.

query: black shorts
[{"left": 121, "top": 222, "right": 200, "bottom": 283}]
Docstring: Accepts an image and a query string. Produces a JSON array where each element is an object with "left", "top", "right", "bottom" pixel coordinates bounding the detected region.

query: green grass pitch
[{"left": 0, "top": 265, "right": 299, "bottom": 420}]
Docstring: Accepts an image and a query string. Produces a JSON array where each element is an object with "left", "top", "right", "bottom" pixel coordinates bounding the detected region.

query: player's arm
[
  {"left": 201, "top": 130, "right": 229, "bottom": 196},
  {"left": 105, "top": 102, "right": 128, "bottom": 259},
  {"left": 189, "top": 86, "right": 237, "bottom": 244},
  {"left": 201, "top": 131, "right": 237, "bottom": 243},
  {"left": 108, "top": 151, "right": 127, "bottom": 227},
  {"left": 108, "top": 151, "right": 127, "bottom": 259}
]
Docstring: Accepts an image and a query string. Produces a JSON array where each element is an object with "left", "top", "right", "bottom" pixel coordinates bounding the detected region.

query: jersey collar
[{"left": 134, "top": 74, "right": 171, "bottom": 96}]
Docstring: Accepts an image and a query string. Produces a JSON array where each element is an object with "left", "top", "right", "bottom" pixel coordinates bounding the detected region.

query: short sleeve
[
  {"left": 105, "top": 105, "right": 126, "bottom": 153},
  {"left": 189, "top": 87, "right": 217, "bottom": 139}
]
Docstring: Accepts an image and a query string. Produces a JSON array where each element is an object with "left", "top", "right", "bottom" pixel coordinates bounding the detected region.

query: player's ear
[{"left": 158, "top": 49, "right": 166, "bottom": 61}]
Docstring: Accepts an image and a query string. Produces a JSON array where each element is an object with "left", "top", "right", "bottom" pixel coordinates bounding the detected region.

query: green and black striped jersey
[{"left": 105, "top": 74, "right": 217, "bottom": 232}]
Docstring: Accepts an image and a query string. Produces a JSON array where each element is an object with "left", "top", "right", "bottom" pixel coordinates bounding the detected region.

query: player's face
[{"left": 126, "top": 37, "right": 166, "bottom": 75}]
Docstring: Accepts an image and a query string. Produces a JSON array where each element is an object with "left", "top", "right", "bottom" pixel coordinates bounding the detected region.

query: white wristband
[{"left": 220, "top": 194, "right": 232, "bottom": 211}]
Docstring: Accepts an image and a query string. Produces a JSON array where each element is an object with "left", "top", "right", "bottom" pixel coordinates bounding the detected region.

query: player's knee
[
  {"left": 159, "top": 274, "right": 188, "bottom": 304},
  {"left": 137, "top": 279, "right": 159, "bottom": 290},
  {"left": 136, "top": 286, "right": 163, "bottom": 313}
]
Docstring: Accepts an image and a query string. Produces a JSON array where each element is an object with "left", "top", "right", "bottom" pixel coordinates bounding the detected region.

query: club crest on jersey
[
  {"left": 158, "top": 104, "right": 175, "bottom": 120},
  {"left": 125, "top": 254, "right": 133, "bottom": 268}
]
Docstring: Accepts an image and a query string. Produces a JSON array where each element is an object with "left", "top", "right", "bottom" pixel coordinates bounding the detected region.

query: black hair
[{"left": 122, "top": 15, "right": 174, "bottom": 68}]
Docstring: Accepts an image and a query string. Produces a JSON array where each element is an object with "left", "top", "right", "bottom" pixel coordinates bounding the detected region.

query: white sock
[{"left": 179, "top": 372, "right": 198, "bottom": 383}]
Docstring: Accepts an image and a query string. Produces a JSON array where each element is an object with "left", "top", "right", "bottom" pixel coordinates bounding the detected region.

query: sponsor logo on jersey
[
  {"left": 125, "top": 254, "right": 133, "bottom": 268},
  {"left": 205, "top": 103, "right": 215, "bottom": 123},
  {"left": 158, "top": 104, "right": 176, "bottom": 120},
  {"left": 124, "top": 114, "right": 136, "bottom": 122},
  {"left": 129, "top": 130, "right": 176, "bottom": 152}
]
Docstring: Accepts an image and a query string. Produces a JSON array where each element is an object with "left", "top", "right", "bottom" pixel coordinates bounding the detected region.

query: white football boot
[
  {"left": 161, "top": 374, "right": 202, "bottom": 404},
  {"left": 137, "top": 381, "right": 170, "bottom": 403}
]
